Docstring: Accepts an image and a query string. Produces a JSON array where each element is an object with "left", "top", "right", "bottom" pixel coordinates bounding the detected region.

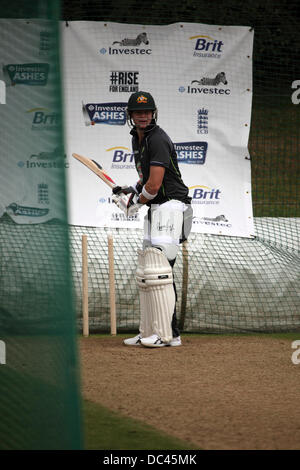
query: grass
[
  {"left": 249, "top": 100, "right": 299, "bottom": 217},
  {"left": 82, "top": 399, "right": 199, "bottom": 450}
]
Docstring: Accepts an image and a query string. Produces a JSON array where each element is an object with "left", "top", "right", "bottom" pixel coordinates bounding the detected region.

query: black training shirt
[{"left": 130, "top": 124, "right": 191, "bottom": 206}]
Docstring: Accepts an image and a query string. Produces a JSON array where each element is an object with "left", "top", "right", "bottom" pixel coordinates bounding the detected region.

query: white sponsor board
[
  {"left": 62, "top": 21, "right": 255, "bottom": 237},
  {"left": 0, "top": 19, "right": 66, "bottom": 224},
  {"left": 0, "top": 20, "right": 255, "bottom": 237}
]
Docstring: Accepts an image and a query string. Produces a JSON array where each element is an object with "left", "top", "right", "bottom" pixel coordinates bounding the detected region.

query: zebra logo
[
  {"left": 202, "top": 214, "right": 228, "bottom": 222},
  {"left": 192, "top": 72, "right": 228, "bottom": 86},
  {"left": 112, "top": 32, "right": 149, "bottom": 47}
]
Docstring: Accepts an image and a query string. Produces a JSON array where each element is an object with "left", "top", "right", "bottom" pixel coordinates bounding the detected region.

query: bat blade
[
  {"left": 72, "top": 153, "right": 116, "bottom": 189},
  {"left": 72, "top": 152, "right": 129, "bottom": 212}
]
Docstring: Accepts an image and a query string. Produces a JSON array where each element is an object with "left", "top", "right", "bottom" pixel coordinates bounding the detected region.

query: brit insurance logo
[
  {"left": 100, "top": 32, "right": 152, "bottom": 56},
  {"left": 109, "top": 71, "right": 139, "bottom": 93},
  {"left": 189, "top": 185, "right": 221, "bottom": 204},
  {"left": 175, "top": 142, "right": 207, "bottom": 165},
  {"left": 190, "top": 34, "right": 224, "bottom": 59},
  {"left": 27, "top": 107, "right": 60, "bottom": 131},
  {"left": 179, "top": 72, "right": 230, "bottom": 95},
  {"left": 3, "top": 63, "right": 49, "bottom": 86},
  {"left": 82, "top": 102, "right": 127, "bottom": 126},
  {"left": 106, "top": 146, "right": 135, "bottom": 170}
]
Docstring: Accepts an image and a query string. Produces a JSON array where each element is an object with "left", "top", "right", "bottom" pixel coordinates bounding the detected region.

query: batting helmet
[
  {"left": 127, "top": 91, "right": 157, "bottom": 112},
  {"left": 126, "top": 91, "right": 158, "bottom": 128}
]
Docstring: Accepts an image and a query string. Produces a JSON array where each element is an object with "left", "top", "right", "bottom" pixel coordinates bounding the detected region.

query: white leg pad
[
  {"left": 144, "top": 247, "right": 175, "bottom": 343},
  {"left": 136, "top": 250, "right": 152, "bottom": 338}
]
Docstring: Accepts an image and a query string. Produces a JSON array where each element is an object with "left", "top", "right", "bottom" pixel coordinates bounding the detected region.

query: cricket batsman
[{"left": 112, "top": 91, "right": 193, "bottom": 348}]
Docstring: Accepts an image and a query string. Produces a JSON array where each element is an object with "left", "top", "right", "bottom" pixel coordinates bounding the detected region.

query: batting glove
[
  {"left": 111, "top": 190, "right": 143, "bottom": 218},
  {"left": 127, "top": 201, "right": 143, "bottom": 218},
  {"left": 112, "top": 185, "right": 136, "bottom": 196},
  {"left": 112, "top": 181, "right": 142, "bottom": 196},
  {"left": 111, "top": 193, "right": 130, "bottom": 214}
]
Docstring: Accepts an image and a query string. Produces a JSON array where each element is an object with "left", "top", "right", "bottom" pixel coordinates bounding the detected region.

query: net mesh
[
  {"left": 0, "top": 0, "right": 82, "bottom": 450},
  {"left": 59, "top": 0, "right": 299, "bottom": 333},
  {"left": 1, "top": 216, "right": 298, "bottom": 335},
  {"left": 0, "top": 0, "right": 298, "bottom": 354}
]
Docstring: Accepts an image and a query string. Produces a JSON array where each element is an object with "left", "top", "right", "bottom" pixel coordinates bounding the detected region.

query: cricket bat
[
  {"left": 72, "top": 152, "right": 128, "bottom": 211},
  {"left": 72, "top": 153, "right": 117, "bottom": 189}
]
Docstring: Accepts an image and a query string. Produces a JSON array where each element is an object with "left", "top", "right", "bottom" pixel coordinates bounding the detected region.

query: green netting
[
  {"left": 59, "top": 0, "right": 298, "bottom": 333},
  {"left": 1, "top": 217, "right": 298, "bottom": 335},
  {"left": 0, "top": 0, "right": 299, "bottom": 352},
  {"left": 0, "top": 0, "right": 82, "bottom": 450}
]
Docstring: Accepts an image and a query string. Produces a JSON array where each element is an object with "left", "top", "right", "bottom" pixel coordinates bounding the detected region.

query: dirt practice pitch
[{"left": 80, "top": 334, "right": 300, "bottom": 450}]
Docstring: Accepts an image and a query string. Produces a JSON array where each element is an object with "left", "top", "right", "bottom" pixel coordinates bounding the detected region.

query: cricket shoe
[
  {"left": 141, "top": 334, "right": 182, "bottom": 348},
  {"left": 123, "top": 334, "right": 142, "bottom": 346},
  {"left": 170, "top": 336, "right": 182, "bottom": 347}
]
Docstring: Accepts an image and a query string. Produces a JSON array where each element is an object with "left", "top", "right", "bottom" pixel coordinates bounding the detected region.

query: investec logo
[
  {"left": 3, "top": 63, "right": 49, "bottom": 86},
  {"left": 6, "top": 203, "right": 49, "bottom": 217},
  {"left": 190, "top": 185, "right": 221, "bottom": 204},
  {"left": 27, "top": 107, "right": 60, "bottom": 130},
  {"left": 100, "top": 32, "right": 152, "bottom": 56},
  {"left": 18, "top": 147, "right": 69, "bottom": 169},
  {"left": 193, "top": 214, "right": 232, "bottom": 228},
  {"left": 175, "top": 142, "right": 207, "bottom": 165},
  {"left": 190, "top": 35, "right": 224, "bottom": 59},
  {"left": 82, "top": 102, "right": 127, "bottom": 126},
  {"left": 179, "top": 72, "right": 230, "bottom": 95},
  {"left": 107, "top": 146, "right": 135, "bottom": 169}
]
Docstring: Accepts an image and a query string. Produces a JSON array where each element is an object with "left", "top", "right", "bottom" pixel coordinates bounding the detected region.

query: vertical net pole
[
  {"left": 82, "top": 234, "right": 89, "bottom": 337},
  {"left": 108, "top": 234, "right": 117, "bottom": 336}
]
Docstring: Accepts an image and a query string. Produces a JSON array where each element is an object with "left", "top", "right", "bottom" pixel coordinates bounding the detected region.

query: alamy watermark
[
  {"left": 291, "top": 80, "right": 300, "bottom": 104},
  {"left": 291, "top": 340, "right": 300, "bottom": 365},
  {"left": 0, "top": 79, "right": 6, "bottom": 104},
  {"left": 0, "top": 340, "right": 6, "bottom": 365}
]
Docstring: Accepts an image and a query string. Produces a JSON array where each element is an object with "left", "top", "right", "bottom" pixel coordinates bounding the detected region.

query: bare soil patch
[{"left": 80, "top": 335, "right": 300, "bottom": 450}]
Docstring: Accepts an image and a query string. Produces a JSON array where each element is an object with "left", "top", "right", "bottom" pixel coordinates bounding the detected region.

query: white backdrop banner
[
  {"left": 0, "top": 19, "right": 67, "bottom": 225},
  {"left": 65, "top": 21, "right": 254, "bottom": 238}
]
